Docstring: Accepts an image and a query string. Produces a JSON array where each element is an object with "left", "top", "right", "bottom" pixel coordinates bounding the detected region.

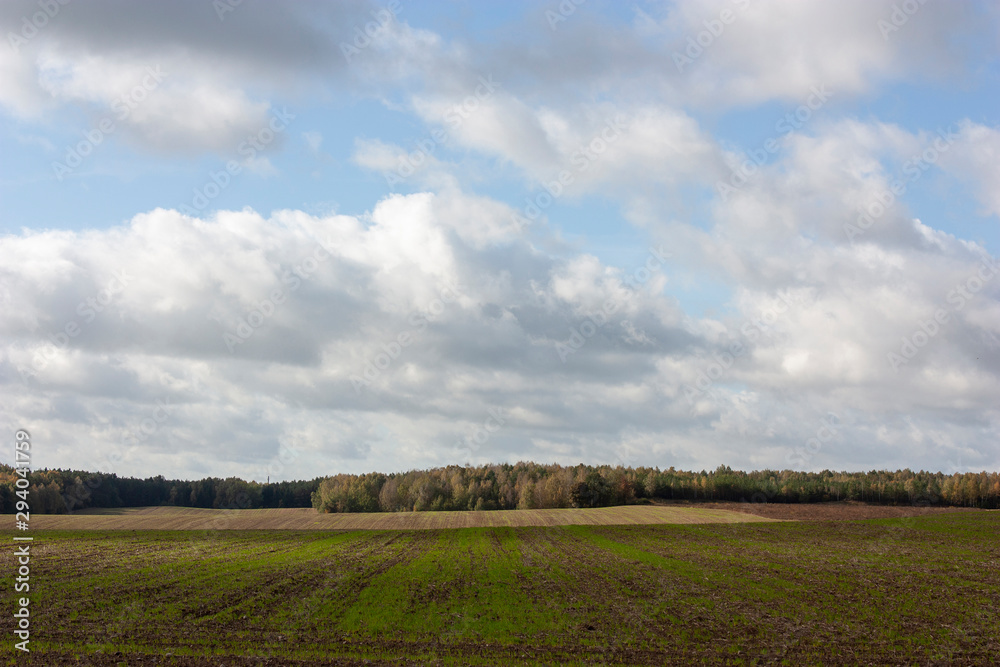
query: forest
[
  {"left": 310, "top": 463, "right": 1000, "bottom": 512},
  {"left": 0, "top": 465, "right": 319, "bottom": 514},
  {"left": 3, "top": 462, "right": 998, "bottom": 514}
]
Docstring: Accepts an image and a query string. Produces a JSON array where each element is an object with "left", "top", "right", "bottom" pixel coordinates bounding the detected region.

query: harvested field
[
  {"left": 1, "top": 513, "right": 998, "bottom": 665},
  {"left": 668, "top": 499, "right": 984, "bottom": 521},
  {"left": 28, "top": 504, "right": 776, "bottom": 530}
]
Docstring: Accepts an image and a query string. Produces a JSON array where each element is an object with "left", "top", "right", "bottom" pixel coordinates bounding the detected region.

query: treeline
[
  {"left": 4, "top": 463, "right": 998, "bottom": 515},
  {"left": 0, "top": 466, "right": 321, "bottom": 514},
  {"left": 312, "top": 463, "right": 1000, "bottom": 512}
]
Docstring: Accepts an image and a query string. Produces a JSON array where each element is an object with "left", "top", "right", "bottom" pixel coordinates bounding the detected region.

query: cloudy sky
[{"left": 1, "top": 0, "right": 998, "bottom": 481}]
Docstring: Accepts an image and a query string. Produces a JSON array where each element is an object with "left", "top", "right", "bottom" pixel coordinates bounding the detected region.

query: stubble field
[
  {"left": 25, "top": 504, "right": 776, "bottom": 531},
  {"left": 1, "top": 507, "right": 998, "bottom": 665}
]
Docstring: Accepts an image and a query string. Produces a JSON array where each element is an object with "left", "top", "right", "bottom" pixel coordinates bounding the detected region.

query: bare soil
[
  {"left": 657, "top": 498, "right": 984, "bottom": 521},
  {"left": 28, "top": 504, "right": 777, "bottom": 530}
]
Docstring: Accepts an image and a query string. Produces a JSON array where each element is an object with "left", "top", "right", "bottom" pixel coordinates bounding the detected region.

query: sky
[{"left": 1, "top": 0, "right": 999, "bottom": 482}]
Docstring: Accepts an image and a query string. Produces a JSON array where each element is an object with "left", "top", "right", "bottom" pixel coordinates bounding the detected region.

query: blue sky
[{"left": 1, "top": 0, "right": 999, "bottom": 480}]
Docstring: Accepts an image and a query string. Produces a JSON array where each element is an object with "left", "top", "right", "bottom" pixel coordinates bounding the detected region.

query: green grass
[{"left": 0, "top": 513, "right": 997, "bottom": 665}]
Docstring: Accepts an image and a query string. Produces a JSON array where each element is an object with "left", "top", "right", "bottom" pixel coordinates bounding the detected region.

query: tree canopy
[{"left": 3, "top": 463, "right": 997, "bottom": 515}]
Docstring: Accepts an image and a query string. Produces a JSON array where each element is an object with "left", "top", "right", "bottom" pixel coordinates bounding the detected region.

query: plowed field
[
  {"left": 1, "top": 512, "right": 997, "bottom": 665},
  {"left": 27, "top": 504, "right": 777, "bottom": 530},
  {"left": 670, "top": 499, "right": 981, "bottom": 521}
]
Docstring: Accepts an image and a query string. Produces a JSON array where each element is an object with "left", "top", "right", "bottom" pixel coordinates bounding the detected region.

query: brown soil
[
  {"left": 27, "top": 504, "right": 776, "bottom": 530},
  {"left": 25, "top": 501, "right": 989, "bottom": 532},
  {"left": 656, "top": 499, "right": 983, "bottom": 521}
]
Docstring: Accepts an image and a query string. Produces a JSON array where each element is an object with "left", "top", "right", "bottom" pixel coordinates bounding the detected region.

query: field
[
  {"left": 26, "top": 504, "right": 777, "bottom": 531},
  {"left": 1, "top": 508, "right": 998, "bottom": 665},
  {"left": 23, "top": 501, "right": 974, "bottom": 531}
]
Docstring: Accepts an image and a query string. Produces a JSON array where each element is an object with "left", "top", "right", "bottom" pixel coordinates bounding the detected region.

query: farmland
[
  {"left": 26, "top": 504, "right": 777, "bottom": 531},
  {"left": 1, "top": 510, "right": 998, "bottom": 665}
]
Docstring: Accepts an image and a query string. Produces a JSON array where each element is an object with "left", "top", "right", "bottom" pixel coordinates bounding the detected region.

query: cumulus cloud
[
  {"left": 935, "top": 122, "right": 1000, "bottom": 219},
  {"left": 0, "top": 195, "right": 700, "bottom": 478},
  {"left": 0, "top": 0, "right": 365, "bottom": 154},
  {"left": 3, "top": 186, "right": 998, "bottom": 479},
  {"left": 652, "top": 0, "right": 975, "bottom": 105},
  {"left": 1, "top": 1, "right": 998, "bottom": 479}
]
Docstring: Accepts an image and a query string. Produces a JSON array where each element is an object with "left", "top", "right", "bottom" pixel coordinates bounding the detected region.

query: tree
[{"left": 571, "top": 472, "right": 610, "bottom": 508}]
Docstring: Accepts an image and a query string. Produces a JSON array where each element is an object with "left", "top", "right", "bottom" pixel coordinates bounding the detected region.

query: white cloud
[
  {"left": 639, "top": 0, "right": 976, "bottom": 106},
  {"left": 2, "top": 0, "right": 999, "bottom": 479},
  {"left": 936, "top": 121, "right": 1000, "bottom": 219},
  {"left": 0, "top": 0, "right": 357, "bottom": 156},
  {"left": 2, "top": 188, "right": 998, "bottom": 478}
]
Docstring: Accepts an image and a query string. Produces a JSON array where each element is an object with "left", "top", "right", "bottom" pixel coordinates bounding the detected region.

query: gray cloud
[{"left": 0, "top": 1, "right": 998, "bottom": 479}]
